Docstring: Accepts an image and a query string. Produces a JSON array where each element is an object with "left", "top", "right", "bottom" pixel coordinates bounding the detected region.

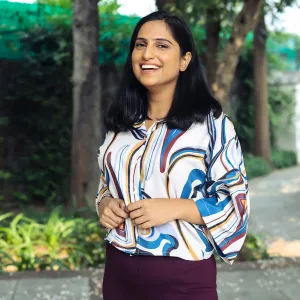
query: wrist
[
  {"left": 170, "top": 198, "right": 189, "bottom": 221},
  {"left": 170, "top": 198, "right": 204, "bottom": 225}
]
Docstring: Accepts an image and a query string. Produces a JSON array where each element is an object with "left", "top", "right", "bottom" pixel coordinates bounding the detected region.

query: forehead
[{"left": 137, "top": 20, "right": 175, "bottom": 41}]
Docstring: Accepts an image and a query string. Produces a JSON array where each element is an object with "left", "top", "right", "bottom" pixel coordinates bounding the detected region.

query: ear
[{"left": 180, "top": 52, "right": 192, "bottom": 72}]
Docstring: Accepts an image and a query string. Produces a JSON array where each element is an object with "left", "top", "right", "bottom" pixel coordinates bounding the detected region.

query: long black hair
[{"left": 105, "top": 11, "right": 222, "bottom": 132}]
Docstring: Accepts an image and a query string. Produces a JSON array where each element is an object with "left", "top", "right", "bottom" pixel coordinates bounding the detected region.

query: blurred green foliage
[
  {"left": 0, "top": 207, "right": 106, "bottom": 272},
  {"left": 0, "top": 7, "right": 298, "bottom": 206},
  {"left": 271, "top": 150, "right": 297, "bottom": 169},
  {"left": 243, "top": 150, "right": 297, "bottom": 180},
  {"left": 0, "top": 25, "right": 73, "bottom": 205},
  {"left": 237, "top": 233, "right": 270, "bottom": 262},
  {"left": 243, "top": 154, "right": 272, "bottom": 179},
  {"left": 0, "top": 207, "right": 271, "bottom": 272},
  {"left": 234, "top": 38, "right": 296, "bottom": 154}
]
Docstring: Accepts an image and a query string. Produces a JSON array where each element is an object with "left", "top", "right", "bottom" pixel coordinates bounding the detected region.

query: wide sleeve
[
  {"left": 95, "top": 146, "right": 112, "bottom": 217},
  {"left": 195, "top": 115, "right": 250, "bottom": 264}
]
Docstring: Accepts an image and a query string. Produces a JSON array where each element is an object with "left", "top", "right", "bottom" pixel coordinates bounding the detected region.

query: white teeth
[{"left": 141, "top": 64, "right": 159, "bottom": 70}]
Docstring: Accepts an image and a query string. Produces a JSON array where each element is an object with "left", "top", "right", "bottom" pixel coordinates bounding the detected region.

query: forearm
[{"left": 170, "top": 198, "right": 205, "bottom": 225}]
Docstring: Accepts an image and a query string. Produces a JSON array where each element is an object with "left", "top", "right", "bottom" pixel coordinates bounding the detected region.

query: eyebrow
[{"left": 136, "top": 37, "right": 173, "bottom": 45}]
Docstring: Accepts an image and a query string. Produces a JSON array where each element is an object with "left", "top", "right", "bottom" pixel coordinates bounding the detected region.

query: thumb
[
  {"left": 116, "top": 198, "right": 124, "bottom": 205},
  {"left": 116, "top": 199, "right": 125, "bottom": 209},
  {"left": 117, "top": 200, "right": 129, "bottom": 214}
]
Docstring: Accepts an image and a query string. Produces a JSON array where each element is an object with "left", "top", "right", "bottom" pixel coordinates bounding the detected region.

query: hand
[
  {"left": 127, "top": 199, "right": 176, "bottom": 229},
  {"left": 98, "top": 197, "right": 129, "bottom": 229}
]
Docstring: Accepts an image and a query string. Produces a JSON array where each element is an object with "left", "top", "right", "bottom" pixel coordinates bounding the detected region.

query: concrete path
[
  {"left": 1, "top": 166, "right": 300, "bottom": 299},
  {"left": 0, "top": 270, "right": 104, "bottom": 300},
  {"left": 217, "top": 259, "right": 300, "bottom": 300},
  {"left": 1, "top": 260, "right": 300, "bottom": 300},
  {"left": 0, "top": 278, "right": 90, "bottom": 300},
  {"left": 248, "top": 165, "right": 300, "bottom": 257}
]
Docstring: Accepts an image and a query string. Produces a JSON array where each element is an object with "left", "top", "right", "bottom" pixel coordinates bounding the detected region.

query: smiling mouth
[{"left": 140, "top": 64, "right": 160, "bottom": 71}]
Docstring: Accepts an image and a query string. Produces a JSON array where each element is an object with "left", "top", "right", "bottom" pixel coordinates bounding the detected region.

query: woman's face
[{"left": 132, "top": 20, "right": 191, "bottom": 90}]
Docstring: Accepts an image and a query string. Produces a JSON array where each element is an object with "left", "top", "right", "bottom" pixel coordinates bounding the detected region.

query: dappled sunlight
[
  {"left": 268, "top": 238, "right": 300, "bottom": 257},
  {"left": 280, "top": 177, "right": 300, "bottom": 194}
]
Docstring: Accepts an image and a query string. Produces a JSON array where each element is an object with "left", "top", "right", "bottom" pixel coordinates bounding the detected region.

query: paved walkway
[
  {"left": 1, "top": 260, "right": 300, "bottom": 300},
  {"left": 248, "top": 165, "right": 300, "bottom": 257},
  {"left": 0, "top": 166, "right": 300, "bottom": 299}
]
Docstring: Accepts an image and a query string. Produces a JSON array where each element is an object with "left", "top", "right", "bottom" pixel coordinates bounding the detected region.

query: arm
[
  {"left": 127, "top": 115, "right": 249, "bottom": 264},
  {"left": 192, "top": 116, "right": 249, "bottom": 264},
  {"left": 165, "top": 198, "right": 205, "bottom": 225}
]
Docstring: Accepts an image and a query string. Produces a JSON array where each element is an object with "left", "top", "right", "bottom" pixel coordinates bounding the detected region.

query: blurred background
[{"left": 0, "top": 0, "right": 299, "bottom": 298}]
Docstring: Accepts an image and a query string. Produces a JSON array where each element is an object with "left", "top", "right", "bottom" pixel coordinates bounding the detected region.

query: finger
[
  {"left": 100, "top": 218, "right": 117, "bottom": 229},
  {"left": 119, "top": 201, "right": 126, "bottom": 209},
  {"left": 127, "top": 201, "right": 143, "bottom": 212},
  {"left": 120, "top": 201, "right": 129, "bottom": 219},
  {"left": 119, "top": 201, "right": 129, "bottom": 215},
  {"left": 111, "top": 205, "right": 129, "bottom": 219},
  {"left": 124, "top": 206, "right": 130, "bottom": 214},
  {"left": 103, "top": 205, "right": 126, "bottom": 223},
  {"left": 138, "top": 221, "right": 152, "bottom": 229},
  {"left": 134, "top": 215, "right": 149, "bottom": 226},
  {"left": 102, "top": 210, "right": 123, "bottom": 226},
  {"left": 101, "top": 222, "right": 113, "bottom": 230},
  {"left": 108, "top": 210, "right": 125, "bottom": 225},
  {"left": 129, "top": 208, "right": 144, "bottom": 220}
]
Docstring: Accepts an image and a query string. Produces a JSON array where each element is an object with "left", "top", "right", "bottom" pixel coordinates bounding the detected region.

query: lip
[
  {"left": 140, "top": 62, "right": 161, "bottom": 74},
  {"left": 139, "top": 62, "right": 161, "bottom": 74}
]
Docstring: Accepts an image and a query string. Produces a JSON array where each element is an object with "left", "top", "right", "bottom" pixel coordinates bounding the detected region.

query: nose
[{"left": 142, "top": 44, "right": 155, "bottom": 60}]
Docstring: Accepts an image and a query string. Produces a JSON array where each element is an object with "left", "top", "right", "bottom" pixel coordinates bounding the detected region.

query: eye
[
  {"left": 157, "top": 44, "right": 169, "bottom": 49},
  {"left": 135, "top": 42, "right": 146, "bottom": 48}
]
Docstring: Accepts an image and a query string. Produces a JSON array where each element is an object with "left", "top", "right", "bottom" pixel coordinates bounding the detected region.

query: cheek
[
  {"left": 131, "top": 50, "right": 140, "bottom": 64},
  {"left": 131, "top": 53, "right": 140, "bottom": 76},
  {"left": 163, "top": 56, "right": 181, "bottom": 74}
]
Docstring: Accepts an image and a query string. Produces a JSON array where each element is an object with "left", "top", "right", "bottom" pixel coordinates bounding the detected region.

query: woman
[{"left": 96, "top": 11, "right": 249, "bottom": 300}]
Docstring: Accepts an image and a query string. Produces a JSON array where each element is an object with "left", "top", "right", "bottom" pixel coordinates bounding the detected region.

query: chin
[{"left": 139, "top": 79, "right": 159, "bottom": 89}]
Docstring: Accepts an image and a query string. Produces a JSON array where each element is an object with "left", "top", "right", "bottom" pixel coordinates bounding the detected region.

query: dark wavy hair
[{"left": 105, "top": 11, "right": 222, "bottom": 132}]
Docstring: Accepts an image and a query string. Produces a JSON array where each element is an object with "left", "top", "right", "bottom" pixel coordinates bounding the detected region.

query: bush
[
  {"left": 214, "top": 233, "right": 269, "bottom": 263},
  {"left": 234, "top": 40, "right": 296, "bottom": 154},
  {"left": 1, "top": 25, "right": 73, "bottom": 206},
  {"left": 1, "top": 209, "right": 270, "bottom": 271},
  {"left": 236, "top": 233, "right": 269, "bottom": 262},
  {"left": 271, "top": 150, "right": 297, "bottom": 169},
  {"left": 243, "top": 153, "right": 272, "bottom": 179},
  {"left": 0, "top": 208, "right": 106, "bottom": 272}
]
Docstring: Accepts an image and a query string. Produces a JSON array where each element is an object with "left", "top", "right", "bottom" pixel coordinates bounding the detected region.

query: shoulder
[
  {"left": 188, "top": 112, "right": 237, "bottom": 156},
  {"left": 208, "top": 112, "right": 236, "bottom": 142},
  {"left": 99, "top": 131, "right": 118, "bottom": 151},
  {"left": 189, "top": 112, "right": 235, "bottom": 136}
]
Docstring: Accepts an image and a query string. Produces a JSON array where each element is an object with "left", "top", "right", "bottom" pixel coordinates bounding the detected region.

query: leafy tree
[
  {"left": 42, "top": 0, "right": 120, "bottom": 207},
  {"left": 156, "top": 0, "right": 263, "bottom": 105}
]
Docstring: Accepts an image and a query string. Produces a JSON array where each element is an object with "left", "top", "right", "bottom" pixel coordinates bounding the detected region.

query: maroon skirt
[{"left": 102, "top": 242, "right": 218, "bottom": 300}]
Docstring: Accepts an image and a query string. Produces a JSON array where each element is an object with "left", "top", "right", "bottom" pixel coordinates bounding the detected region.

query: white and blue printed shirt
[{"left": 96, "top": 112, "right": 249, "bottom": 264}]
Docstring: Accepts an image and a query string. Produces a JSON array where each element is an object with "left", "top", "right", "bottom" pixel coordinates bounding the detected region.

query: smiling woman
[
  {"left": 131, "top": 20, "right": 191, "bottom": 103},
  {"left": 96, "top": 11, "right": 249, "bottom": 300}
]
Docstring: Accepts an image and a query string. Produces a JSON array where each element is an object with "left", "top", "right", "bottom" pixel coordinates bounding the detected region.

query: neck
[{"left": 147, "top": 84, "right": 176, "bottom": 120}]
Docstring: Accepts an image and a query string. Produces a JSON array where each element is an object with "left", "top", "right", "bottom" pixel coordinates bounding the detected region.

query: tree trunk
[
  {"left": 70, "top": 0, "right": 102, "bottom": 208},
  {"left": 212, "top": 0, "right": 263, "bottom": 105},
  {"left": 253, "top": 13, "right": 271, "bottom": 164},
  {"left": 205, "top": 6, "right": 221, "bottom": 89}
]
